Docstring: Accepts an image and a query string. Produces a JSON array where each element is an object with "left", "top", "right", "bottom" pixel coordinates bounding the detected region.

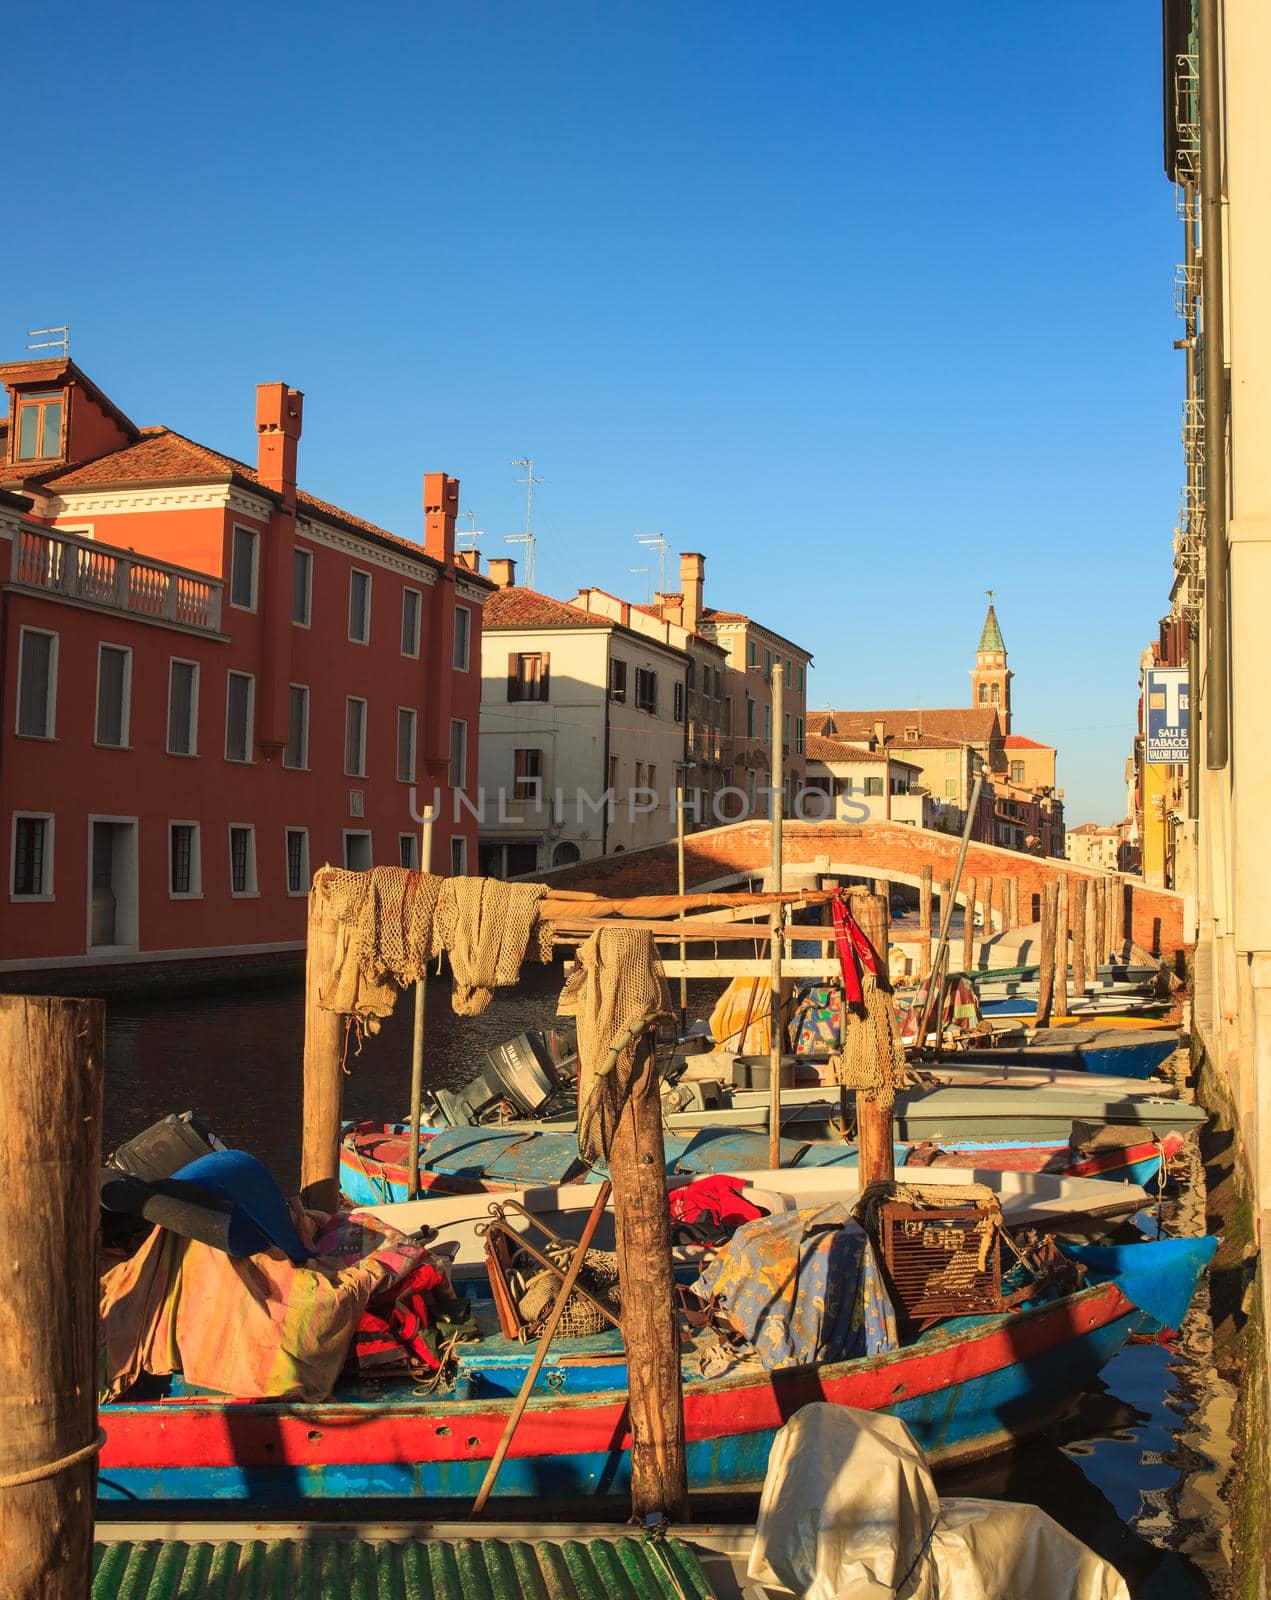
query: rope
[{"left": 0, "top": 1428, "right": 106, "bottom": 1489}]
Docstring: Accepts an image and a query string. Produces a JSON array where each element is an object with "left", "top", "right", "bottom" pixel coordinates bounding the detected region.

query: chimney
[
  {"left": 655, "top": 591, "right": 684, "bottom": 627},
  {"left": 455, "top": 549, "right": 480, "bottom": 573},
  {"left": 680, "top": 551, "right": 705, "bottom": 631},
  {"left": 873, "top": 719, "right": 886, "bottom": 749},
  {"left": 489, "top": 557, "right": 517, "bottom": 588},
  {"left": 424, "top": 472, "right": 459, "bottom": 565},
  {"left": 255, "top": 383, "right": 304, "bottom": 501}
]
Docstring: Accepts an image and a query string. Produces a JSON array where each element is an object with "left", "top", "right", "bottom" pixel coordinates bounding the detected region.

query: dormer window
[{"left": 15, "top": 392, "right": 65, "bottom": 462}]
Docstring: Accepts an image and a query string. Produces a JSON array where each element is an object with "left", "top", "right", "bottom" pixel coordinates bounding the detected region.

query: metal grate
[{"left": 877, "top": 1201, "right": 1004, "bottom": 1325}]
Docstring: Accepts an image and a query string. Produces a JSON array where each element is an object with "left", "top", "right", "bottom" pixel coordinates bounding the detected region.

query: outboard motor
[{"left": 430, "top": 1031, "right": 564, "bottom": 1127}]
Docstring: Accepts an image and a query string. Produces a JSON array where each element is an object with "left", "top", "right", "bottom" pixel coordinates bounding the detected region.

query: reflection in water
[{"left": 102, "top": 976, "right": 1234, "bottom": 1597}]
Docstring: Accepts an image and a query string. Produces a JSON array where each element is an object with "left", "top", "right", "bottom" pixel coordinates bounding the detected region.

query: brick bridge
[{"left": 541, "top": 819, "right": 1185, "bottom": 958}]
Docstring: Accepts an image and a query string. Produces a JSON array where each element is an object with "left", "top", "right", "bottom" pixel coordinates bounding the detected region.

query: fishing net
[
  {"left": 854, "top": 1180, "right": 1002, "bottom": 1300},
  {"left": 518, "top": 1246, "right": 621, "bottom": 1339},
  {"left": 829, "top": 970, "right": 910, "bottom": 1107},
  {"left": 317, "top": 867, "right": 554, "bottom": 1030},
  {"left": 557, "top": 926, "right": 671, "bottom": 1165}
]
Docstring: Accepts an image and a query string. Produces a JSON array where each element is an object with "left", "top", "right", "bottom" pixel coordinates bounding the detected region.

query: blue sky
[{"left": 5, "top": 1, "right": 1177, "bottom": 822}]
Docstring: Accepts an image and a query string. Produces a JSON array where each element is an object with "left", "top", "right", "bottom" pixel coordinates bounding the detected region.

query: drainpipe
[
  {"left": 1200, "top": 0, "right": 1229, "bottom": 770},
  {"left": 1183, "top": 177, "right": 1201, "bottom": 819}
]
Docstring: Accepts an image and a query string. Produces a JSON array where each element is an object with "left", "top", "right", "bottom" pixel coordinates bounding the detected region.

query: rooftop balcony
[{"left": 10, "top": 524, "right": 223, "bottom": 633}]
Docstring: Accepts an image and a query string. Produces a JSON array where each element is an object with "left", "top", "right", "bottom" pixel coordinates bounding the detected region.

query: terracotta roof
[
  {"left": 485, "top": 586, "right": 609, "bottom": 629},
  {"left": 1003, "top": 734, "right": 1053, "bottom": 750},
  {"left": 700, "top": 607, "right": 748, "bottom": 623},
  {"left": 814, "top": 707, "right": 1000, "bottom": 744},
  {"left": 805, "top": 734, "right": 920, "bottom": 767},
  {"left": 27, "top": 425, "right": 446, "bottom": 567}
]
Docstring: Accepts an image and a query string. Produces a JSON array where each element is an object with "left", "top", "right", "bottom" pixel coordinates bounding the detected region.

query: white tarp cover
[{"left": 747, "top": 1404, "right": 1129, "bottom": 1600}]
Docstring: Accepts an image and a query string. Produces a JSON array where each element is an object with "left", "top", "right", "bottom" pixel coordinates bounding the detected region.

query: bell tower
[{"left": 970, "top": 591, "right": 1012, "bottom": 733}]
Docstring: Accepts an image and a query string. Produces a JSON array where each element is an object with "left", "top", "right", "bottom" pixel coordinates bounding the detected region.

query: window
[
  {"left": 609, "top": 659, "right": 627, "bottom": 702},
  {"left": 796, "top": 716, "right": 805, "bottom": 754},
  {"left": 797, "top": 666, "right": 805, "bottom": 692},
  {"left": 15, "top": 393, "right": 63, "bottom": 461},
  {"left": 865, "top": 776, "right": 884, "bottom": 797},
  {"left": 945, "top": 748, "right": 958, "bottom": 764},
  {"left": 344, "top": 831, "right": 372, "bottom": 871},
  {"left": 784, "top": 659, "right": 792, "bottom": 688},
  {"left": 673, "top": 681, "right": 685, "bottom": 723},
  {"left": 11, "top": 814, "right": 53, "bottom": 898},
  {"left": 292, "top": 547, "right": 313, "bottom": 626},
  {"left": 634, "top": 762, "right": 644, "bottom": 789},
  {"left": 514, "top": 748, "right": 543, "bottom": 802},
  {"left": 228, "top": 825, "right": 258, "bottom": 896},
  {"left": 230, "top": 527, "right": 259, "bottom": 611},
  {"left": 746, "top": 697, "right": 756, "bottom": 738},
  {"left": 448, "top": 718, "right": 468, "bottom": 789},
  {"left": 225, "top": 672, "right": 254, "bottom": 762},
  {"left": 839, "top": 776, "right": 854, "bottom": 796},
  {"left": 16, "top": 628, "right": 57, "bottom": 738},
  {"left": 747, "top": 641, "right": 758, "bottom": 669},
  {"left": 451, "top": 836, "right": 468, "bottom": 877},
  {"left": 401, "top": 588, "right": 421, "bottom": 656},
  {"left": 453, "top": 605, "right": 471, "bottom": 670},
  {"left": 397, "top": 707, "right": 417, "bottom": 783},
  {"left": 344, "top": 697, "right": 367, "bottom": 777},
  {"left": 399, "top": 833, "right": 419, "bottom": 870},
  {"left": 978, "top": 683, "right": 989, "bottom": 705},
  {"left": 167, "top": 660, "right": 199, "bottom": 756},
  {"left": 634, "top": 668, "right": 657, "bottom": 713},
  {"left": 764, "top": 705, "right": 772, "bottom": 744},
  {"left": 349, "top": 569, "right": 371, "bottom": 643},
  {"left": 508, "top": 652, "right": 550, "bottom": 702},
  {"left": 169, "top": 822, "right": 201, "bottom": 898},
  {"left": 1010, "top": 759, "right": 1025, "bottom": 784},
  {"left": 285, "top": 828, "right": 310, "bottom": 895},
  {"left": 945, "top": 778, "right": 958, "bottom": 797},
  {"left": 784, "top": 711, "right": 791, "bottom": 748},
  {"left": 284, "top": 685, "right": 310, "bottom": 770},
  {"left": 647, "top": 764, "right": 657, "bottom": 792},
  {"left": 764, "top": 649, "right": 772, "bottom": 682},
  {"left": 608, "top": 755, "right": 619, "bottom": 790},
  {"left": 95, "top": 645, "right": 132, "bottom": 748},
  {"left": 990, "top": 683, "right": 1001, "bottom": 704}
]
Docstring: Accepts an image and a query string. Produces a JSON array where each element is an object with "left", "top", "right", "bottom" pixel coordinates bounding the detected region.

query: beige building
[
  {"left": 476, "top": 562, "right": 689, "bottom": 873},
  {"left": 803, "top": 734, "right": 943, "bottom": 827},
  {"left": 1160, "top": 0, "right": 1271, "bottom": 1514},
  {"left": 644, "top": 554, "right": 813, "bottom": 820},
  {"left": 1064, "top": 823, "right": 1124, "bottom": 873}
]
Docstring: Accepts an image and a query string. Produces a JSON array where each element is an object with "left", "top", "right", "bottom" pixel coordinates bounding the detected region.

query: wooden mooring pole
[
  {"left": 406, "top": 813, "right": 436, "bottom": 1200},
  {"left": 849, "top": 891, "right": 895, "bottom": 1188},
  {"left": 0, "top": 995, "right": 105, "bottom": 1600},
  {"left": 982, "top": 875, "right": 994, "bottom": 937},
  {"left": 301, "top": 871, "right": 345, "bottom": 1211},
  {"left": 767, "top": 665, "right": 785, "bottom": 1170},
  {"left": 1035, "top": 880, "right": 1058, "bottom": 1025},
  {"left": 918, "top": 866, "right": 933, "bottom": 979},
  {"left": 1054, "top": 874, "right": 1070, "bottom": 1020},
  {"left": 1095, "top": 876, "right": 1109, "bottom": 968},
  {"left": 961, "top": 875, "right": 977, "bottom": 974},
  {"left": 610, "top": 1038, "right": 689, "bottom": 1519},
  {"left": 1071, "top": 875, "right": 1089, "bottom": 996}
]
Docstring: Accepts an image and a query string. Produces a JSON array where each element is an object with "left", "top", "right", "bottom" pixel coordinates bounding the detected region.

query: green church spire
[{"left": 978, "top": 590, "right": 1005, "bottom": 654}]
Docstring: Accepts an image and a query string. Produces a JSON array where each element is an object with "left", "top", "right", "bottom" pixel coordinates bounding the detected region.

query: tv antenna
[
  {"left": 634, "top": 531, "right": 670, "bottom": 596},
  {"left": 27, "top": 325, "right": 69, "bottom": 357},
  {"left": 506, "top": 458, "right": 543, "bottom": 587},
  {"left": 628, "top": 566, "right": 651, "bottom": 601},
  {"left": 457, "top": 508, "right": 483, "bottom": 556}
]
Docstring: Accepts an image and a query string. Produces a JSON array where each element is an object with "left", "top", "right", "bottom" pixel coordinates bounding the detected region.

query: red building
[{"left": 0, "top": 359, "right": 489, "bottom": 980}]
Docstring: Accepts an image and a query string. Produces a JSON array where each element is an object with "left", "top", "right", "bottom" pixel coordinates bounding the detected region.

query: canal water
[{"left": 102, "top": 972, "right": 1235, "bottom": 1596}]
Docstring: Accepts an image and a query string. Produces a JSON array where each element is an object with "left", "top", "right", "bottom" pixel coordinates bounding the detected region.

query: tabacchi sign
[{"left": 1145, "top": 667, "right": 1189, "bottom": 763}]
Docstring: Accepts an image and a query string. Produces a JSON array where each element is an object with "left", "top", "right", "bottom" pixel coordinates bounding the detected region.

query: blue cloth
[
  {"left": 691, "top": 1204, "right": 896, "bottom": 1370},
  {"left": 169, "top": 1150, "right": 311, "bottom": 1263},
  {"left": 1060, "top": 1235, "right": 1218, "bottom": 1333}
]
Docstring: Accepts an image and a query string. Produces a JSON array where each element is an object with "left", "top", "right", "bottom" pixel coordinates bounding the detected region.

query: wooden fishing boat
[
  {"left": 946, "top": 1027, "right": 1181, "bottom": 1080},
  {"left": 339, "top": 1122, "right": 1179, "bottom": 1212},
  {"left": 94, "top": 1236, "right": 1216, "bottom": 1507}
]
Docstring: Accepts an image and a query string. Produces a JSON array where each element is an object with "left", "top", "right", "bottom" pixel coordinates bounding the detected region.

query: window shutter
[
  {"left": 507, "top": 652, "right": 519, "bottom": 702},
  {"left": 539, "top": 651, "right": 551, "bottom": 701}
]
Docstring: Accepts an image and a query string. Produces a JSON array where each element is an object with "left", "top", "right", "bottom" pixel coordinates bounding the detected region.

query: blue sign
[{"left": 1145, "top": 667, "right": 1188, "bottom": 763}]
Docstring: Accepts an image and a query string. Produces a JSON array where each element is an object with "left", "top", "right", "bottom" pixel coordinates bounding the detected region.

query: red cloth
[
  {"left": 355, "top": 1258, "right": 446, "bottom": 1371},
  {"left": 669, "top": 1174, "right": 763, "bottom": 1229},
  {"left": 831, "top": 892, "right": 881, "bottom": 1005}
]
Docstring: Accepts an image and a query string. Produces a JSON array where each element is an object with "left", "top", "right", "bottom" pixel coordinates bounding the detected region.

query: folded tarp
[{"left": 749, "top": 1402, "right": 1129, "bottom": 1600}]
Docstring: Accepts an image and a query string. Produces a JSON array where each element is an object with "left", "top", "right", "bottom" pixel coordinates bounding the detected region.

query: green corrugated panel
[{"left": 91, "top": 1537, "right": 716, "bottom": 1600}]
